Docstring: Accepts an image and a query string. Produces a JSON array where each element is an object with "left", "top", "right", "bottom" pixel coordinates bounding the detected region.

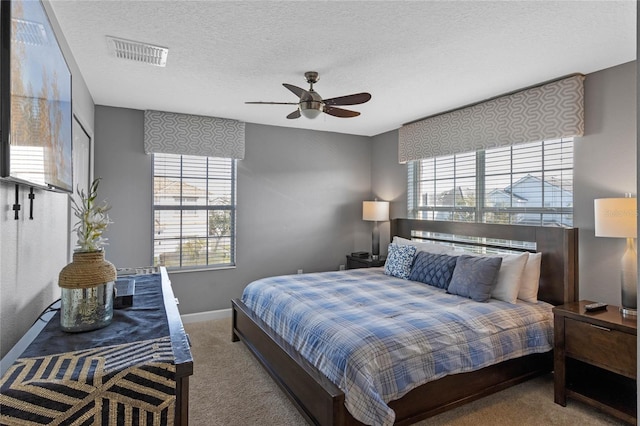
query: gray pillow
[{"left": 447, "top": 255, "right": 502, "bottom": 302}]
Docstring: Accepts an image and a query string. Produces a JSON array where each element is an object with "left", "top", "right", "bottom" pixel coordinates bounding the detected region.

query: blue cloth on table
[{"left": 22, "top": 274, "right": 169, "bottom": 357}]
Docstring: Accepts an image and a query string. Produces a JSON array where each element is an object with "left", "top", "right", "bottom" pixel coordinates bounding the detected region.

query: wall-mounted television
[{"left": 0, "top": 0, "right": 73, "bottom": 192}]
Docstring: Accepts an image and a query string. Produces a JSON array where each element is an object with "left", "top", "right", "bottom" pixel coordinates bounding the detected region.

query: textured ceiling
[{"left": 49, "top": 1, "right": 636, "bottom": 137}]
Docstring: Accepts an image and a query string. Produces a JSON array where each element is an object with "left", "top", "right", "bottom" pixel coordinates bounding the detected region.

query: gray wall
[
  {"left": 372, "top": 61, "right": 637, "bottom": 307},
  {"left": 371, "top": 129, "right": 408, "bottom": 253},
  {"left": 93, "top": 108, "right": 151, "bottom": 268},
  {"left": 94, "top": 110, "right": 373, "bottom": 313},
  {"left": 575, "top": 61, "right": 637, "bottom": 304},
  {"left": 0, "top": 1, "right": 95, "bottom": 358}
]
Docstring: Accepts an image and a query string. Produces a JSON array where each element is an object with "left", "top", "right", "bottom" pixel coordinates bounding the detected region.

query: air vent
[
  {"left": 106, "top": 36, "right": 168, "bottom": 67},
  {"left": 13, "top": 18, "right": 48, "bottom": 46}
]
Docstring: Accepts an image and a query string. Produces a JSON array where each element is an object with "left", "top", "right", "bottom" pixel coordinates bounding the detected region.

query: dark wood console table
[{"left": 0, "top": 267, "right": 193, "bottom": 425}]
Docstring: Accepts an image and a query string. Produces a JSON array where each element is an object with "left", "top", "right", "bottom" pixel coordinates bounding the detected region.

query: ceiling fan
[{"left": 245, "top": 71, "right": 371, "bottom": 119}]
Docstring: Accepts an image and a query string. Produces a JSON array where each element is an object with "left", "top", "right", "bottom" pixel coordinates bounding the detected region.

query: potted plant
[{"left": 58, "top": 178, "right": 117, "bottom": 332}]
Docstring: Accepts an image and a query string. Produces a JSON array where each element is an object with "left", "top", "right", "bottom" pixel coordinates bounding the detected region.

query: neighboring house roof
[
  {"left": 437, "top": 186, "right": 464, "bottom": 201},
  {"left": 440, "top": 174, "right": 572, "bottom": 205},
  {"left": 504, "top": 174, "right": 572, "bottom": 197},
  {"left": 154, "top": 176, "right": 208, "bottom": 198},
  {"left": 487, "top": 188, "right": 528, "bottom": 202},
  {"left": 547, "top": 176, "right": 574, "bottom": 193}
]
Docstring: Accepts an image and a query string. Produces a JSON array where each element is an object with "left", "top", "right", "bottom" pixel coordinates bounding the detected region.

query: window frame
[
  {"left": 408, "top": 138, "right": 573, "bottom": 227},
  {"left": 152, "top": 153, "right": 237, "bottom": 271}
]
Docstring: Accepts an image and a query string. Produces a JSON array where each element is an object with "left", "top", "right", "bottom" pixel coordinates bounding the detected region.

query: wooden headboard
[{"left": 391, "top": 219, "right": 579, "bottom": 305}]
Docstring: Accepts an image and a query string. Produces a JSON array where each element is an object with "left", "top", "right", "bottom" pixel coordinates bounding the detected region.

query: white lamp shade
[
  {"left": 300, "top": 108, "right": 322, "bottom": 119},
  {"left": 594, "top": 197, "right": 637, "bottom": 238},
  {"left": 363, "top": 200, "right": 389, "bottom": 222}
]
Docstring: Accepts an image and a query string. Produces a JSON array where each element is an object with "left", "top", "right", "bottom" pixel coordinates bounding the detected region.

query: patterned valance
[
  {"left": 144, "top": 110, "right": 245, "bottom": 159},
  {"left": 398, "top": 75, "right": 584, "bottom": 163}
]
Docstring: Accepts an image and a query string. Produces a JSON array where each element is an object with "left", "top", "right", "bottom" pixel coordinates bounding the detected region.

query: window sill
[{"left": 164, "top": 265, "right": 236, "bottom": 274}]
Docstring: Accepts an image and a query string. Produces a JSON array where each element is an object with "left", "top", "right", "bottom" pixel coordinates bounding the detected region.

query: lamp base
[
  {"left": 620, "top": 237, "right": 637, "bottom": 319},
  {"left": 620, "top": 307, "right": 637, "bottom": 317},
  {"left": 371, "top": 221, "right": 380, "bottom": 260}
]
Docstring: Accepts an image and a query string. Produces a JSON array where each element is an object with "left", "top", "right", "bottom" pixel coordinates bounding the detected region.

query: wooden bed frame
[{"left": 232, "top": 219, "right": 578, "bottom": 425}]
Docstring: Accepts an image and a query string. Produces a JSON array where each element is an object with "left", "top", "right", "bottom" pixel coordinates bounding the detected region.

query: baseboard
[{"left": 181, "top": 308, "right": 232, "bottom": 324}]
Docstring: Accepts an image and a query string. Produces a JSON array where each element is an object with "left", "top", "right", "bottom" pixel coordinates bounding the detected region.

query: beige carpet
[{"left": 184, "top": 318, "right": 623, "bottom": 425}]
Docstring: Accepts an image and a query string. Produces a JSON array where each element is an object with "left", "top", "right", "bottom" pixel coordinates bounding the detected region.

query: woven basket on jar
[{"left": 58, "top": 251, "right": 117, "bottom": 289}]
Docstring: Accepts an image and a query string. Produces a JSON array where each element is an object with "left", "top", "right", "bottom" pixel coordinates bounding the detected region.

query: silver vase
[
  {"left": 60, "top": 282, "right": 114, "bottom": 332},
  {"left": 58, "top": 250, "right": 117, "bottom": 332}
]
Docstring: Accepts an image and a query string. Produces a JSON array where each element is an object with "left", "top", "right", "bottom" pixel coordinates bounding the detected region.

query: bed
[{"left": 231, "top": 219, "right": 578, "bottom": 425}]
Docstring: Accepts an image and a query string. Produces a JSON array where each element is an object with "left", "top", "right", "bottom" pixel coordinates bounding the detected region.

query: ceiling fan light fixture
[
  {"left": 300, "top": 109, "right": 322, "bottom": 119},
  {"left": 300, "top": 101, "right": 323, "bottom": 119}
]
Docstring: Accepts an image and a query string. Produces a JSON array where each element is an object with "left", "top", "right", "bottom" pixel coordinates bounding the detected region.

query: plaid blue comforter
[{"left": 241, "top": 268, "right": 553, "bottom": 426}]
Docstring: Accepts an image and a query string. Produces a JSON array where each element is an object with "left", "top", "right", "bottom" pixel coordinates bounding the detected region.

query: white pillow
[
  {"left": 491, "top": 252, "right": 529, "bottom": 304},
  {"left": 392, "top": 236, "right": 454, "bottom": 254},
  {"left": 517, "top": 252, "right": 542, "bottom": 303}
]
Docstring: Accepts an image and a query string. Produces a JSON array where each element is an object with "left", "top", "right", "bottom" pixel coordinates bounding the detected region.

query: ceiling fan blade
[
  {"left": 283, "top": 83, "right": 312, "bottom": 100},
  {"left": 286, "top": 109, "right": 301, "bottom": 119},
  {"left": 323, "top": 92, "right": 371, "bottom": 106},
  {"left": 323, "top": 106, "right": 360, "bottom": 118},
  {"left": 245, "top": 101, "right": 299, "bottom": 105}
]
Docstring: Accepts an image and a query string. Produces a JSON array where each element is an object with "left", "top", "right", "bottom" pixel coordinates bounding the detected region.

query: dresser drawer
[{"left": 564, "top": 317, "right": 636, "bottom": 379}]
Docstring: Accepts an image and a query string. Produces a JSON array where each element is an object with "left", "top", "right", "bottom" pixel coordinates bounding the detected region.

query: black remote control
[{"left": 585, "top": 302, "right": 608, "bottom": 312}]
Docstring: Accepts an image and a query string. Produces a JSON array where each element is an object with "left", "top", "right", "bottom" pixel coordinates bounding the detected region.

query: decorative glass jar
[{"left": 58, "top": 251, "right": 116, "bottom": 332}]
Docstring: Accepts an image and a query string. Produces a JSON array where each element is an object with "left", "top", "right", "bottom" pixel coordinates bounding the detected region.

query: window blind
[
  {"left": 153, "top": 153, "right": 236, "bottom": 269},
  {"left": 409, "top": 138, "right": 573, "bottom": 226},
  {"left": 399, "top": 75, "right": 584, "bottom": 163}
]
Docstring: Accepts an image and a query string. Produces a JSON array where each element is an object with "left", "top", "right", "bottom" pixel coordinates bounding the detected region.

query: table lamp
[
  {"left": 363, "top": 200, "right": 389, "bottom": 260},
  {"left": 594, "top": 195, "right": 637, "bottom": 316}
]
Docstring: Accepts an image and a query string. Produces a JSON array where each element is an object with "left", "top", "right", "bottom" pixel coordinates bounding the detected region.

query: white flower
[{"left": 71, "top": 178, "right": 112, "bottom": 252}]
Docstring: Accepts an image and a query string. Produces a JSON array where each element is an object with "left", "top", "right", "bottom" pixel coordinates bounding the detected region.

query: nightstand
[
  {"left": 553, "top": 301, "right": 637, "bottom": 424},
  {"left": 346, "top": 255, "right": 386, "bottom": 269}
]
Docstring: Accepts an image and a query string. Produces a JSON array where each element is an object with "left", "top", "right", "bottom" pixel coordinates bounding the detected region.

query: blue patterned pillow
[
  {"left": 408, "top": 252, "right": 459, "bottom": 289},
  {"left": 447, "top": 255, "right": 502, "bottom": 302},
  {"left": 384, "top": 243, "right": 417, "bottom": 279}
]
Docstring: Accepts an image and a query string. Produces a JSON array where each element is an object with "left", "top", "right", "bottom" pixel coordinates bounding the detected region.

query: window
[
  {"left": 408, "top": 138, "right": 573, "bottom": 226},
  {"left": 153, "top": 153, "right": 236, "bottom": 270}
]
